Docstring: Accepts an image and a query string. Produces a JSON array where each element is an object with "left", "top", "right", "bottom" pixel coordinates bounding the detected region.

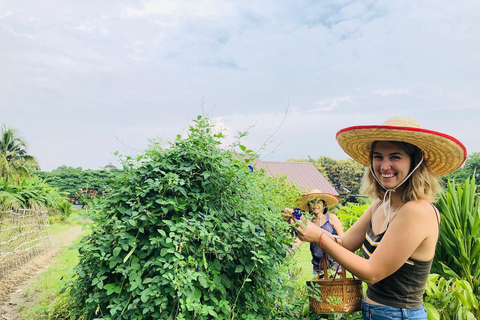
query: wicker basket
[{"left": 306, "top": 240, "right": 363, "bottom": 314}]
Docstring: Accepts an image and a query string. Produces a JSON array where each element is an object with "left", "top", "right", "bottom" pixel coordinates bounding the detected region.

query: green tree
[
  {"left": 442, "top": 152, "right": 480, "bottom": 187},
  {"left": 0, "top": 125, "right": 38, "bottom": 184},
  {"left": 34, "top": 166, "right": 120, "bottom": 200}
]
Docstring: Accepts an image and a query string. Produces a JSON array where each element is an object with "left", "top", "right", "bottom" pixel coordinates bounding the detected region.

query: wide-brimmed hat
[
  {"left": 297, "top": 190, "right": 339, "bottom": 211},
  {"left": 336, "top": 116, "right": 467, "bottom": 176}
]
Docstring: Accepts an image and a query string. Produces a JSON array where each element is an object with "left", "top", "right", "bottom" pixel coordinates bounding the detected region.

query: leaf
[
  {"left": 198, "top": 276, "right": 208, "bottom": 288},
  {"left": 235, "top": 265, "right": 244, "bottom": 273},
  {"left": 113, "top": 247, "right": 121, "bottom": 257}
]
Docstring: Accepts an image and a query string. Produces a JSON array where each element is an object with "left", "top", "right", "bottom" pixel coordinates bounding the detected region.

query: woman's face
[
  {"left": 372, "top": 141, "right": 412, "bottom": 190},
  {"left": 309, "top": 199, "right": 325, "bottom": 216}
]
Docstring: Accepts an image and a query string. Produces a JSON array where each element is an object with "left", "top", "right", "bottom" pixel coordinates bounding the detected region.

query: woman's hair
[{"left": 360, "top": 141, "right": 442, "bottom": 203}]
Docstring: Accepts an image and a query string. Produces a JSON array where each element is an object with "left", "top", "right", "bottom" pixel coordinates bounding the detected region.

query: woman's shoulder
[
  {"left": 402, "top": 199, "right": 432, "bottom": 211},
  {"left": 399, "top": 199, "right": 436, "bottom": 220}
]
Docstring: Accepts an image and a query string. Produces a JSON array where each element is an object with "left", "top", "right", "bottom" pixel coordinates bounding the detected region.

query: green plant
[
  {"left": 433, "top": 176, "right": 480, "bottom": 292},
  {"left": 55, "top": 200, "right": 73, "bottom": 221},
  {"left": 65, "top": 115, "right": 304, "bottom": 319},
  {"left": 335, "top": 202, "right": 370, "bottom": 230},
  {"left": 0, "top": 176, "right": 64, "bottom": 211},
  {"left": 424, "top": 273, "right": 479, "bottom": 320}
]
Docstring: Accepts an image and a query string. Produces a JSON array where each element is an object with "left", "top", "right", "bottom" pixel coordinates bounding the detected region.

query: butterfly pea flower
[
  {"left": 196, "top": 264, "right": 200, "bottom": 271},
  {"left": 248, "top": 165, "right": 254, "bottom": 172},
  {"left": 293, "top": 208, "right": 302, "bottom": 220}
]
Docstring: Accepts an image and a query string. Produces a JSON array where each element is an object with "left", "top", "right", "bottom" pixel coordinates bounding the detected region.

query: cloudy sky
[{"left": 2, "top": 0, "right": 479, "bottom": 171}]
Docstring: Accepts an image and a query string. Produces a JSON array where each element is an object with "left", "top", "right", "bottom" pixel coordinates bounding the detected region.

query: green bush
[
  {"left": 433, "top": 176, "right": 480, "bottom": 291},
  {"left": 0, "top": 175, "right": 64, "bottom": 210},
  {"left": 65, "top": 116, "right": 303, "bottom": 319},
  {"left": 335, "top": 202, "right": 370, "bottom": 230},
  {"left": 424, "top": 273, "right": 479, "bottom": 320}
]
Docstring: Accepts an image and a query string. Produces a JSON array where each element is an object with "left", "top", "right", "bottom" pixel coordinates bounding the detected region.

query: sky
[{"left": 1, "top": 0, "right": 479, "bottom": 172}]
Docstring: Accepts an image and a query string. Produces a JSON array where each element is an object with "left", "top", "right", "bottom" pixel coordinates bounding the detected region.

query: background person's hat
[
  {"left": 335, "top": 116, "right": 467, "bottom": 176},
  {"left": 297, "top": 190, "right": 339, "bottom": 211}
]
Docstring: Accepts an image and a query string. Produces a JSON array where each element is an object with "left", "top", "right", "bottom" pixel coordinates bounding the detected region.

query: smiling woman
[{"left": 287, "top": 116, "right": 467, "bottom": 320}]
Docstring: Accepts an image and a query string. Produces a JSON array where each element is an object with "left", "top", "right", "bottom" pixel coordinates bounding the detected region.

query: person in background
[
  {"left": 287, "top": 116, "right": 467, "bottom": 320},
  {"left": 286, "top": 190, "right": 343, "bottom": 275}
]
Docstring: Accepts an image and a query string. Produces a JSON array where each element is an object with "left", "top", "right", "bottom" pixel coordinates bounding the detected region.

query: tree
[
  {"left": 442, "top": 152, "right": 480, "bottom": 187},
  {"left": 34, "top": 166, "right": 121, "bottom": 200},
  {"left": 0, "top": 125, "right": 38, "bottom": 184}
]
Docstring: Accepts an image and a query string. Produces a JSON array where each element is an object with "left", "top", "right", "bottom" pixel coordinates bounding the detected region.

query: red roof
[{"left": 254, "top": 161, "right": 339, "bottom": 196}]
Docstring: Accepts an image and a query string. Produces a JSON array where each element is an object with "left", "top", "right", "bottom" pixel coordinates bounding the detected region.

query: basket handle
[{"left": 317, "top": 236, "right": 347, "bottom": 280}]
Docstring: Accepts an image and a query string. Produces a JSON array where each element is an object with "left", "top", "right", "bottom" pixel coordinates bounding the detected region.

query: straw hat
[
  {"left": 297, "top": 190, "right": 339, "bottom": 211},
  {"left": 336, "top": 116, "right": 467, "bottom": 176}
]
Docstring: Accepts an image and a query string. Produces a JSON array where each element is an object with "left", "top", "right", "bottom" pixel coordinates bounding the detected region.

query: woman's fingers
[{"left": 283, "top": 208, "right": 294, "bottom": 222}]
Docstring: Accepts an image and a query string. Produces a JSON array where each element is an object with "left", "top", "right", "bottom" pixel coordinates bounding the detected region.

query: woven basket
[{"left": 306, "top": 240, "right": 363, "bottom": 314}]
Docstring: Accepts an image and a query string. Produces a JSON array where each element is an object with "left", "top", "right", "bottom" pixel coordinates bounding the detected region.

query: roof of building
[
  {"left": 104, "top": 162, "right": 117, "bottom": 170},
  {"left": 254, "top": 160, "right": 339, "bottom": 196}
]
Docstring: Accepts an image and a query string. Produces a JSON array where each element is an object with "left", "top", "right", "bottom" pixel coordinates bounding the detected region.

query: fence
[{"left": 0, "top": 209, "right": 50, "bottom": 280}]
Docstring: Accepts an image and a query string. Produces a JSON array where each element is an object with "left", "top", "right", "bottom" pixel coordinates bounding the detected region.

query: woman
[
  {"left": 289, "top": 190, "right": 343, "bottom": 275},
  {"left": 289, "top": 117, "right": 466, "bottom": 319}
]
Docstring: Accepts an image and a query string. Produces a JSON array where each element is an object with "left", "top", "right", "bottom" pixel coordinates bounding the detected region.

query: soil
[{"left": 0, "top": 225, "right": 84, "bottom": 320}]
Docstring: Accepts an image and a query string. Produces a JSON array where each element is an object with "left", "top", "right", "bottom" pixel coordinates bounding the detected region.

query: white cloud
[{"left": 313, "top": 96, "right": 354, "bottom": 112}]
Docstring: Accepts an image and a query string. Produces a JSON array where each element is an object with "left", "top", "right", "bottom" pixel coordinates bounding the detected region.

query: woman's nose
[{"left": 380, "top": 159, "right": 391, "bottom": 170}]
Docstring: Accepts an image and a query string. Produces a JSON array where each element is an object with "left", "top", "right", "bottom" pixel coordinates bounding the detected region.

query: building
[
  {"left": 254, "top": 160, "right": 338, "bottom": 196},
  {"left": 104, "top": 162, "right": 117, "bottom": 170}
]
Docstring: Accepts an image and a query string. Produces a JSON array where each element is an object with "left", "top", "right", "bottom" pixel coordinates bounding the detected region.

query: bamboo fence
[{"left": 0, "top": 209, "right": 50, "bottom": 280}]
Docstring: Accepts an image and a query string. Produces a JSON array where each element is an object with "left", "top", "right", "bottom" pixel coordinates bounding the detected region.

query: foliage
[
  {"left": 0, "top": 124, "right": 38, "bottom": 184},
  {"left": 65, "top": 115, "right": 304, "bottom": 320},
  {"left": 424, "top": 274, "right": 479, "bottom": 320},
  {"left": 56, "top": 200, "right": 74, "bottom": 221},
  {"left": 34, "top": 166, "right": 121, "bottom": 200},
  {"left": 433, "top": 175, "right": 480, "bottom": 302},
  {"left": 0, "top": 175, "right": 65, "bottom": 211},
  {"left": 335, "top": 202, "right": 370, "bottom": 230},
  {"left": 442, "top": 152, "right": 480, "bottom": 187}
]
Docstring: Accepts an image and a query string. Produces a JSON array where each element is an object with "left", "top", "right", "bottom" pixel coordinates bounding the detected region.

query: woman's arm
[
  {"left": 297, "top": 200, "right": 435, "bottom": 284},
  {"left": 329, "top": 213, "right": 344, "bottom": 237}
]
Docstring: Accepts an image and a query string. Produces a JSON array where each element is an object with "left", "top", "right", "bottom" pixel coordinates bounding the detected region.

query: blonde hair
[{"left": 360, "top": 141, "right": 442, "bottom": 203}]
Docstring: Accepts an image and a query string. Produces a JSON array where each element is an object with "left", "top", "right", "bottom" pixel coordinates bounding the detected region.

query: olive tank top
[{"left": 361, "top": 203, "right": 439, "bottom": 309}]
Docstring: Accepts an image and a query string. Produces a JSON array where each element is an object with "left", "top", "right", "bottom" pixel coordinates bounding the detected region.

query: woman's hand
[
  {"left": 295, "top": 217, "right": 323, "bottom": 243},
  {"left": 283, "top": 208, "right": 294, "bottom": 222}
]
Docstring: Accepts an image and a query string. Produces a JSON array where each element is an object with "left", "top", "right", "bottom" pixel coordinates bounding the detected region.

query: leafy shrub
[
  {"left": 335, "top": 202, "right": 370, "bottom": 230},
  {"left": 0, "top": 176, "right": 64, "bottom": 210},
  {"left": 66, "top": 116, "right": 303, "bottom": 319},
  {"left": 424, "top": 273, "right": 479, "bottom": 319},
  {"left": 433, "top": 175, "right": 480, "bottom": 297},
  {"left": 55, "top": 200, "right": 73, "bottom": 222}
]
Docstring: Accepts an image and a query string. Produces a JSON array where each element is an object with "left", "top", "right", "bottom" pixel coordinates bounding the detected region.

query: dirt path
[{"left": 0, "top": 225, "right": 84, "bottom": 320}]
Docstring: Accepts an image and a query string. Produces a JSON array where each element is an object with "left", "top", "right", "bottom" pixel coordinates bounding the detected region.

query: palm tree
[{"left": 0, "top": 125, "right": 38, "bottom": 184}]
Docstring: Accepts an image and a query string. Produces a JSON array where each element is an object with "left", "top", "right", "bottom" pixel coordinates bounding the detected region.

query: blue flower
[
  {"left": 248, "top": 165, "right": 254, "bottom": 172},
  {"left": 196, "top": 264, "right": 200, "bottom": 271},
  {"left": 293, "top": 208, "right": 302, "bottom": 220}
]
